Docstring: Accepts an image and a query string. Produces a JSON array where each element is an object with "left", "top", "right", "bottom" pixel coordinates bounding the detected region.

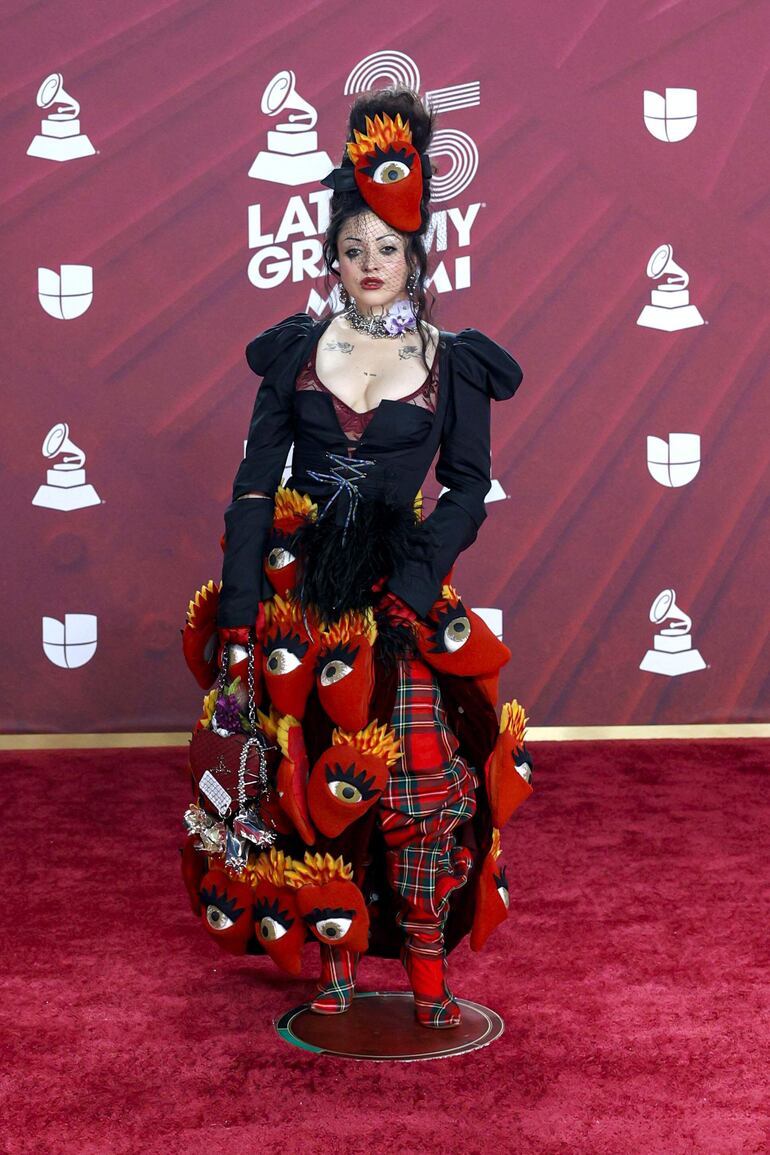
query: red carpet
[{"left": 2, "top": 740, "right": 768, "bottom": 1154}]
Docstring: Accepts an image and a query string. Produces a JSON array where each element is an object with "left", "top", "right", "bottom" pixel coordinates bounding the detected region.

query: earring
[
  {"left": 339, "top": 284, "right": 350, "bottom": 305},
  {"left": 406, "top": 271, "right": 420, "bottom": 319}
]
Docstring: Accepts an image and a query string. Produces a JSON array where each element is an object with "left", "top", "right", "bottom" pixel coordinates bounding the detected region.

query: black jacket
[{"left": 217, "top": 311, "right": 523, "bottom": 626}]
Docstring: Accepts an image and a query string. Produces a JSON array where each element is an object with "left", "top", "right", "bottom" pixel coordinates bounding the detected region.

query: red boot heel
[{"left": 401, "top": 932, "right": 462, "bottom": 1029}]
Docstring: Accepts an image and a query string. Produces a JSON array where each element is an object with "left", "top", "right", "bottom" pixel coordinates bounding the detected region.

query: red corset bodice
[{"left": 295, "top": 340, "right": 439, "bottom": 442}]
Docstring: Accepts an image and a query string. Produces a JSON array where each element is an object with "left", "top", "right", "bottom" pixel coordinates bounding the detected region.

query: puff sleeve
[
  {"left": 217, "top": 312, "right": 315, "bottom": 628},
  {"left": 386, "top": 328, "right": 523, "bottom": 619}
]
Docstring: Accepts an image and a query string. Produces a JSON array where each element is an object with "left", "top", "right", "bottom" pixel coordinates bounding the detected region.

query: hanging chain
[{"left": 236, "top": 637, "right": 266, "bottom": 810}]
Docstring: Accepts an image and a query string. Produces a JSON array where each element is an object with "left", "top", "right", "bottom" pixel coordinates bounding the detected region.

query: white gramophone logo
[
  {"left": 643, "top": 88, "right": 698, "bottom": 142},
  {"left": 639, "top": 588, "right": 706, "bottom": 677},
  {"left": 42, "top": 614, "right": 98, "bottom": 669},
  {"left": 33, "top": 423, "right": 101, "bottom": 511},
  {"left": 27, "top": 72, "right": 96, "bottom": 162},
  {"left": 38, "top": 265, "right": 93, "bottom": 320},
  {"left": 647, "top": 433, "right": 701, "bottom": 488},
  {"left": 249, "top": 70, "right": 333, "bottom": 185},
  {"left": 637, "top": 244, "right": 705, "bottom": 331}
]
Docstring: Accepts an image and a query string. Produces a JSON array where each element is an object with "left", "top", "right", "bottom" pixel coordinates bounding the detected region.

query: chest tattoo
[{"left": 322, "top": 340, "right": 354, "bottom": 354}]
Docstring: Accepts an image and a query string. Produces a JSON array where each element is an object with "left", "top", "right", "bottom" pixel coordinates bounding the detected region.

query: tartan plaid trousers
[{"left": 377, "top": 653, "right": 478, "bottom": 921}]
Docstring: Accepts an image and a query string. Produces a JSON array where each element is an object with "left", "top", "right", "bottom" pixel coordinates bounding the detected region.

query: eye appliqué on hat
[{"left": 345, "top": 112, "right": 424, "bottom": 232}]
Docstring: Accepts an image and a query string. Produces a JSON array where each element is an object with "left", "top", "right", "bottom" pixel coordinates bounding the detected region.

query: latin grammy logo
[
  {"left": 32, "top": 423, "right": 101, "bottom": 511},
  {"left": 27, "top": 72, "right": 96, "bottom": 162},
  {"left": 249, "top": 69, "right": 333, "bottom": 186},
  {"left": 643, "top": 88, "right": 698, "bottom": 142},
  {"left": 647, "top": 433, "right": 701, "bottom": 488},
  {"left": 639, "top": 588, "right": 706, "bottom": 677},
  {"left": 637, "top": 244, "right": 705, "bottom": 331}
]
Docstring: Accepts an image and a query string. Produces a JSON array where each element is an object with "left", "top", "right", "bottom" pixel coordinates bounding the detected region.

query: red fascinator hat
[{"left": 321, "top": 110, "right": 433, "bottom": 233}]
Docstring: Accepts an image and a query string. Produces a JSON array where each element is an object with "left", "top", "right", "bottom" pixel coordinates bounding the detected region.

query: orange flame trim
[
  {"left": 284, "top": 851, "right": 354, "bottom": 888},
  {"left": 196, "top": 686, "right": 218, "bottom": 730},
  {"left": 273, "top": 486, "right": 317, "bottom": 522},
  {"left": 275, "top": 713, "right": 301, "bottom": 758},
  {"left": 332, "top": 718, "right": 403, "bottom": 767},
  {"left": 319, "top": 607, "right": 377, "bottom": 648},
  {"left": 490, "top": 828, "right": 502, "bottom": 860},
  {"left": 263, "top": 592, "right": 302, "bottom": 631},
  {"left": 245, "top": 848, "right": 298, "bottom": 888},
  {"left": 186, "top": 579, "right": 220, "bottom": 627},
  {"left": 500, "top": 700, "right": 529, "bottom": 747},
  {"left": 255, "top": 703, "right": 281, "bottom": 741},
  {"left": 439, "top": 583, "right": 461, "bottom": 605},
  {"left": 346, "top": 111, "right": 413, "bottom": 165}
]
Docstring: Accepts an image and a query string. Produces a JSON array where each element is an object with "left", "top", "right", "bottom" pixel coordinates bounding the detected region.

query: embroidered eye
[
  {"left": 267, "top": 648, "right": 301, "bottom": 674},
  {"left": 515, "top": 748, "right": 533, "bottom": 784},
  {"left": 316, "top": 641, "right": 360, "bottom": 686},
  {"left": 358, "top": 143, "right": 415, "bottom": 184},
  {"left": 325, "top": 761, "right": 379, "bottom": 804},
  {"left": 515, "top": 760, "right": 532, "bottom": 784},
  {"left": 316, "top": 916, "right": 352, "bottom": 940},
  {"left": 206, "top": 905, "right": 234, "bottom": 930},
  {"left": 203, "top": 634, "right": 217, "bottom": 661},
  {"left": 260, "top": 918, "right": 286, "bottom": 940},
  {"left": 372, "top": 159, "right": 410, "bottom": 184},
  {"left": 267, "top": 546, "right": 296, "bottom": 571},
  {"left": 320, "top": 658, "right": 353, "bottom": 686},
  {"left": 306, "top": 906, "right": 355, "bottom": 942},
  {"left": 427, "top": 600, "right": 473, "bottom": 655},
  {"left": 494, "top": 867, "right": 510, "bottom": 910},
  {"left": 443, "top": 614, "right": 471, "bottom": 652},
  {"left": 200, "top": 883, "right": 246, "bottom": 930},
  {"left": 254, "top": 896, "right": 294, "bottom": 941},
  {"left": 264, "top": 629, "right": 309, "bottom": 675}
]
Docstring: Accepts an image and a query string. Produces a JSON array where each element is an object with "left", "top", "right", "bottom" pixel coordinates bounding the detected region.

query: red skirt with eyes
[{"left": 180, "top": 479, "right": 532, "bottom": 970}]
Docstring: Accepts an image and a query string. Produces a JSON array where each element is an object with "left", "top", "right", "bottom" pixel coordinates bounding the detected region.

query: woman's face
[{"left": 336, "top": 211, "right": 413, "bottom": 313}]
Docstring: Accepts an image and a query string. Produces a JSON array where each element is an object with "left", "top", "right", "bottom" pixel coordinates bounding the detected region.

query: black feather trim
[
  {"left": 290, "top": 496, "right": 435, "bottom": 627},
  {"left": 373, "top": 614, "right": 420, "bottom": 669}
]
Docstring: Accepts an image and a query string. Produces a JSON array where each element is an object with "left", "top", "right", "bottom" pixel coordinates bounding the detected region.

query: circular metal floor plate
[{"left": 275, "top": 991, "right": 504, "bottom": 1061}]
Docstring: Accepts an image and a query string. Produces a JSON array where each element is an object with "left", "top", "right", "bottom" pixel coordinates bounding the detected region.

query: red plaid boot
[
  {"left": 310, "top": 944, "right": 359, "bottom": 1015},
  {"left": 400, "top": 913, "right": 461, "bottom": 1029}
]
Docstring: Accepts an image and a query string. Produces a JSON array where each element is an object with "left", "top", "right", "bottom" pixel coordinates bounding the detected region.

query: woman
[{"left": 182, "top": 86, "right": 533, "bottom": 1029}]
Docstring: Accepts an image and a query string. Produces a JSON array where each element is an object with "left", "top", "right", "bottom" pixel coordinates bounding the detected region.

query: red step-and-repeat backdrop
[{"left": 2, "top": 0, "right": 769, "bottom": 733}]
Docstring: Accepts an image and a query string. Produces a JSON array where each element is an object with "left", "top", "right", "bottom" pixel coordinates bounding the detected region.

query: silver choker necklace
[{"left": 343, "top": 295, "right": 418, "bottom": 339}]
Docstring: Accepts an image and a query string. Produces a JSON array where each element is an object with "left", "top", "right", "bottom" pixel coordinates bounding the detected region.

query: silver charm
[
  {"left": 183, "top": 803, "right": 226, "bottom": 854},
  {"left": 234, "top": 806, "right": 277, "bottom": 848},
  {"left": 224, "top": 826, "right": 250, "bottom": 872}
]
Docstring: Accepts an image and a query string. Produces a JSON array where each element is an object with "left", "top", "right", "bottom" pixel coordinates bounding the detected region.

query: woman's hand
[
  {"left": 216, "top": 626, "right": 251, "bottom": 671},
  {"left": 216, "top": 604, "right": 268, "bottom": 669}
]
